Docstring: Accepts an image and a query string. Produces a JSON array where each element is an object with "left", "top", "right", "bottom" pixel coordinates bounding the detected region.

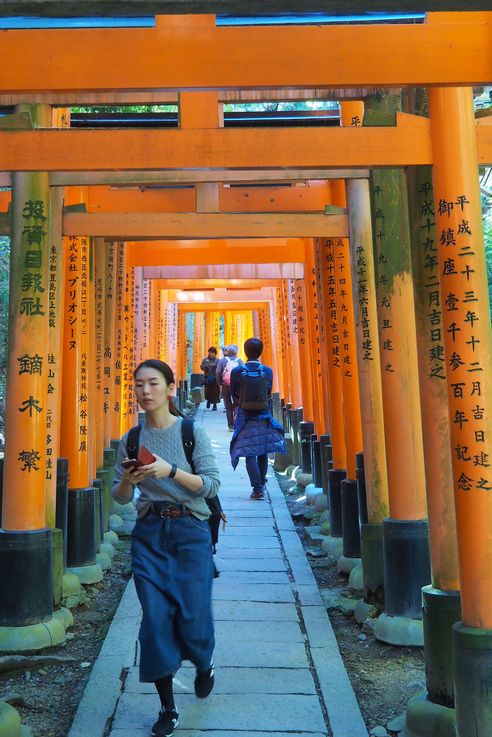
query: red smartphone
[
  {"left": 121, "top": 458, "right": 142, "bottom": 472},
  {"left": 122, "top": 446, "right": 156, "bottom": 472}
]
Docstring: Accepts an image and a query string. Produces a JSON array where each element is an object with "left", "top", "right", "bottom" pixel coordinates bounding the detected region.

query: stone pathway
[{"left": 69, "top": 403, "right": 368, "bottom": 737}]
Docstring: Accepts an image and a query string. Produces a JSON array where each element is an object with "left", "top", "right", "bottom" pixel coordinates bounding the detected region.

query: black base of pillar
[
  {"left": 361, "top": 522, "right": 385, "bottom": 606},
  {"left": 328, "top": 468, "right": 347, "bottom": 538},
  {"left": 355, "top": 452, "right": 368, "bottom": 525},
  {"left": 341, "top": 479, "right": 361, "bottom": 558},
  {"left": 300, "top": 421, "right": 315, "bottom": 473},
  {"left": 0, "top": 528, "right": 53, "bottom": 626},
  {"left": 92, "top": 479, "right": 103, "bottom": 551},
  {"left": 67, "top": 487, "right": 97, "bottom": 568},
  {"left": 56, "top": 458, "right": 69, "bottom": 569},
  {"left": 96, "top": 467, "right": 110, "bottom": 534},
  {"left": 103, "top": 447, "right": 117, "bottom": 491},
  {"left": 423, "top": 586, "right": 461, "bottom": 708},
  {"left": 383, "top": 518, "right": 431, "bottom": 618},
  {"left": 52, "top": 528, "right": 64, "bottom": 606},
  {"left": 454, "top": 622, "right": 492, "bottom": 737}
]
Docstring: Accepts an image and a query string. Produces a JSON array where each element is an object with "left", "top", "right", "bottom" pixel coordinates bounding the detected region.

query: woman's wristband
[{"left": 168, "top": 463, "right": 178, "bottom": 479}]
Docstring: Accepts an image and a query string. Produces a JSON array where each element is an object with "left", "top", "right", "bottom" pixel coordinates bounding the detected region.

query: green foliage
[
  {"left": 71, "top": 104, "right": 177, "bottom": 113},
  {"left": 0, "top": 236, "right": 9, "bottom": 401}
]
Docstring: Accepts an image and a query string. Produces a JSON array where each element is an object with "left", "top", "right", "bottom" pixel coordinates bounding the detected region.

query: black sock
[{"left": 154, "top": 674, "right": 175, "bottom": 711}]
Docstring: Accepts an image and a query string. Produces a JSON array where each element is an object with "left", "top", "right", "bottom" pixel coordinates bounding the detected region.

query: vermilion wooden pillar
[
  {"left": 429, "top": 86, "right": 492, "bottom": 736},
  {"left": 293, "top": 279, "right": 315, "bottom": 423},
  {"left": 346, "top": 177, "right": 389, "bottom": 602},
  {"left": 304, "top": 239, "right": 327, "bottom": 434},
  {"left": 60, "top": 234, "right": 101, "bottom": 582},
  {"left": 0, "top": 103, "right": 61, "bottom": 637},
  {"left": 365, "top": 93, "right": 429, "bottom": 646},
  {"left": 111, "top": 243, "right": 125, "bottom": 442},
  {"left": 103, "top": 242, "right": 117, "bottom": 448}
]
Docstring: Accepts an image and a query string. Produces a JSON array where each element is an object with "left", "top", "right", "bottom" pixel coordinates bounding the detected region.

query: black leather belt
[{"left": 151, "top": 502, "right": 191, "bottom": 519}]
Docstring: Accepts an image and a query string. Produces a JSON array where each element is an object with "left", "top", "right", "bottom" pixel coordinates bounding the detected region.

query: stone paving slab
[
  {"left": 220, "top": 526, "right": 277, "bottom": 536},
  {"left": 215, "top": 557, "right": 286, "bottom": 572},
  {"left": 213, "top": 640, "right": 309, "bottom": 668},
  {"left": 214, "top": 618, "right": 304, "bottom": 642},
  {"left": 215, "top": 547, "right": 283, "bottom": 558},
  {"left": 217, "top": 536, "right": 281, "bottom": 548},
  {"left": 216, "top": 570, "right": 289, "bottom": 584},
  {"left": 113, "top": 693, "right": 327, "bottom": 733},
  {"left": 213, "top": 583, "right": 295, "bottom": 602},
  {"left": 111, "top": 731, "right": 328, "bottom": 737},
  {"left": 125, "top": 665, "right": 316, "bottom": 694},
  {"left": 212, "top": 601, "right": 299, "bottom": 621}
]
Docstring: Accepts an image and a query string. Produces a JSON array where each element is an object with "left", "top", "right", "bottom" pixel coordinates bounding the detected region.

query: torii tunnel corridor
[{"left": 0, "top": 8, "right": 492, "bottom": 737}]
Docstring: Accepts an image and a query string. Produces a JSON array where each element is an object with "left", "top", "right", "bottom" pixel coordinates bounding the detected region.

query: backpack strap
[
  {"left": 127, "top": 425, "right": 141, "bottom": 460},
  {"left": 181, "top": 417, "right": 196, "bottom": 473}
]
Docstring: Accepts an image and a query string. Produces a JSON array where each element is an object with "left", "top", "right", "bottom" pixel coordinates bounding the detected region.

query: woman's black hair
[
  {"left": 134, "top": 359, "right": 184, "bottom": 417},
  {"left": 208, "top": 347, "right": 217, "bottom": 354}
]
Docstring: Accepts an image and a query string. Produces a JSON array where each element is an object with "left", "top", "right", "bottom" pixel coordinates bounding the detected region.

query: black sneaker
[
  {"left": 194, "top": 663, "right": 215, "bottom": 698},
  {"left": 151, "top": 707, "right": 179, "bottom": 737}
]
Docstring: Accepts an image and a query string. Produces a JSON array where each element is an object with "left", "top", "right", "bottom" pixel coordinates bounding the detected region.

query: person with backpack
[
  {"left": 229, "top": 338, "right": 286, "bottom": 500},
  {"left": 217, "top": 344, "right": 243, "bottom": 431},
  {"left": 112, "top": 359, "right": 220, "bottom": 737},
  {"left": 200, "top": 346, "right": 220, "bottom": 410}
]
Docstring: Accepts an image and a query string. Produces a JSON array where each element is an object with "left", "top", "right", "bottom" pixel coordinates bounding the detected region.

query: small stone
[
  {"left": 407, "top": 680, "right": 425, "bottom": 690},
  {"left": 24, "top": 671, "right": 31, "bottom": 683},
  {"left": 39, "top": 669, "right": 48, "bottom": 675},
  {"left": 358, "top": 633, "right": 367, "bottom": 642},
  {"left": 66, "top": 632, "right": 75, "bottom": 640},
  {"left": 362, "top": 618, "right": 377, "bottom": 636},
  {"left": 387, "top": 714, "right": 406, "bottom": 732},
  {"left": 306, "top": 547, "right": 326, "bottom": 558},
  {"left": 370, "top": 727, "right": 388, "bottom": 737},
  {"left": 80, "top": 662, "right": 91, "bottom": 669},
  {"left": 310, "top": 555, "right": 336, "bottom": 569}
]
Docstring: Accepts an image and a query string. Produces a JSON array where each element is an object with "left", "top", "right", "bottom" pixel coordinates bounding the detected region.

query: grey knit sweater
[{"left": 112, "top": 417, "right": 220, "bottom": 520}]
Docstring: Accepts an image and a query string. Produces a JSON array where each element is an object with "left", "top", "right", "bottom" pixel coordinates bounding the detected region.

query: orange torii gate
[{"left": 0, "top": 11, "right": 491, "bottom": 737}]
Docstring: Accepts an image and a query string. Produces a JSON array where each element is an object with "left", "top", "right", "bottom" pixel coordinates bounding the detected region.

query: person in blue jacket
[{"left": 229, "top": 338, "right": 286, "bottom": 499}]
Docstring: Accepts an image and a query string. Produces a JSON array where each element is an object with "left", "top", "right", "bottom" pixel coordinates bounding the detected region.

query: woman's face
[
  {"left": 208, "top": 351, "right": 216, "bottom": 360},
  {"left": 134, "top": 367, "right": 174, "bottom": 411}
]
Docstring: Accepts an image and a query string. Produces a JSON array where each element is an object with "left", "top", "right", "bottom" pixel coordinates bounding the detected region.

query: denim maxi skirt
[{"left": 131, "top": 512, "right": 215, "bottom": 682}]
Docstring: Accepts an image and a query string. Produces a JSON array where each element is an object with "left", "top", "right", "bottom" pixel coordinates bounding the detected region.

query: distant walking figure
[
  {"left": 200, "top": 346, "right": 220, "bottom": 410},
  {"left": 112, "top": 360, "right": 220, "bottom": 737},
  {"left": 229, "top": 338, "right": 286, "bottom": 499},
  {"left": 217, "top": 344, "right": 243, "bottom": 431}
]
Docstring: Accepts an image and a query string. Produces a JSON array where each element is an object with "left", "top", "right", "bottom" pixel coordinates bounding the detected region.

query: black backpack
[
  {"left": 127, "top": 418, "right": 223, "bottom": 553},
  {"left": 239, "top": 363, "right": 269, "bottom": 412}
]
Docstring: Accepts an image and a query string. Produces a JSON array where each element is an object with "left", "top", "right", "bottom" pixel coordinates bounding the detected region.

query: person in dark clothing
[
  {"left": 217, "top": 344, "right": 243, "bottom": 430},
  {"left": 229, "top": 338, "right": 286, "bottom": 500},
  {"left": 200, "top": 347, "right": 220, "bottom": 410}
]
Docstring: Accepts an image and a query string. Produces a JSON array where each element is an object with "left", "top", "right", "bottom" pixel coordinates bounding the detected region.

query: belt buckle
[{"left": 159, "top": 507, "right": 171, "bottom": 518}]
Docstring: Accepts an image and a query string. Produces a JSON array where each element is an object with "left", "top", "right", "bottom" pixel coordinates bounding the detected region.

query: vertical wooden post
[
  {"left": 365, "top": 94, "right": 429, "bottom": 646},
  {"left": 133, "top": 267, "right": 144, "bottom": 369},
  {"left": 193, "top": 312, "right": 205, "bottom": 372},
  {"left": 286, "top": 279, "right": 303, "bottom": 408},
  {"left": 304, "top": 239, "right": 327, "bottom": 434},
  {"left": 111, "top": 243, "right": 125, "bottom": 442},
  {"left": 313, "top": 240, "right": 331, "bottom": 433},
  {"left": 0, "top": 104, "right": 61, "bottom": 635},
  {"left": 346, "top": 177, "right": 389, "bottom": 602},
  {"left": 94, "top": 239, "right": 106, "bottom": 470},
  {"left": 429, "top": 86, "right": 492, "bottom": 736},
  {"left": 103, "top": 242, "right": 116, "bottom": 448},
  {"left": 141, "top": 277, "right": 150, "bottom": 362},
  {"left": 60, "top": 234, "right": 101, "bottom": 582},
  {"left": 293, "top": 279, "right": 315, "bottom": 423}
]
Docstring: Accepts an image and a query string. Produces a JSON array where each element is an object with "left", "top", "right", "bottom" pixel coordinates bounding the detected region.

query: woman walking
[
  {"left": 112, "top": 360, "right": 220, "bottom": 737},
  {"left": 200, "top": 346, "right": 221, "bottom": 410}
]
